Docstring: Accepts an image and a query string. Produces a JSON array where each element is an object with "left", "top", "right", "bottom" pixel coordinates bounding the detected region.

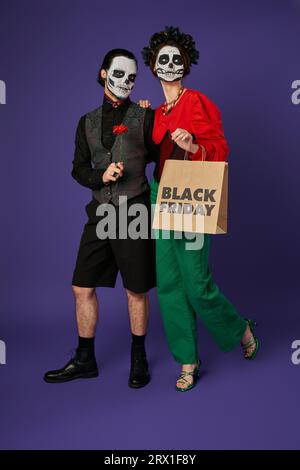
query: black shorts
[{"left": 72, "top": 192, "right": 156, "bottom": 293}]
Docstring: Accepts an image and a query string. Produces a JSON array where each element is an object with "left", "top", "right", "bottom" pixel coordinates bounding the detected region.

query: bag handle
[{"left": 184, "top": 144, "right": 206, "bottom": 161}]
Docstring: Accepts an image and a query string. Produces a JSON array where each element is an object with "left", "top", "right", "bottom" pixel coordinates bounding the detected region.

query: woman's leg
[
  {"left": 156, "top": 233, "right": 199, "bottom": 365},
  {"left": 151, "top": 179, "right": 201, "bottom": 388},
  {"left": 151, "top": 179, "right": 199, "bottom": 365},
  {"left": 173, "top": 234, "right": 247, "bottom": 352}
]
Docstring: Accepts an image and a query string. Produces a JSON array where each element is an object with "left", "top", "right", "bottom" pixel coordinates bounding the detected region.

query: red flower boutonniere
[{"left": 113, "top": 124, "right": 129, "bottom": 135}]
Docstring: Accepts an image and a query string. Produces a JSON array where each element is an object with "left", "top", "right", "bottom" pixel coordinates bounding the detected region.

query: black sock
[
  {"left": 131, "top": 333, "right": 146, "bottom": 347},
  {"left": 76, "top": 336, "right": 95, "bottom": 362},
  {"left": 78, "top": 336, "right": 95, "bottom": 350}
]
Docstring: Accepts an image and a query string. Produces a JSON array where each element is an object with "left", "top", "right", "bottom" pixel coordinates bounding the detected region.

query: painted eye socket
[
  {"left": 112, "top": 70, "right": 125, "bottom": 78},
  {"left": 173, "top": 55, "right": 183, "bottom": 65},
  {"left": 158, "top": 54, "right": 169, "bottom": 65},
  {"left": 128, "top": 74, "right": 136, "bottom": 83}
]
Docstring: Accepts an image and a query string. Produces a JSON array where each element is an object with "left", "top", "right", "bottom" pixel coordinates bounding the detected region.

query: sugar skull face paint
[
  {"left": 155, "top": 46, "right": 184, "bottom": 82},
  {"left": 106, "top": 56, "right": 137, "bottom": 99}
]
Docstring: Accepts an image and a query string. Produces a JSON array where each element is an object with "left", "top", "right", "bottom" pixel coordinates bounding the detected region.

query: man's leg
[
  {"left": 73, "top": 286, "right": 99, "bottom": 338},
  {"left": 126, "top": 289, "right": 151, "bottom": 388},
  {"left": 109, "top": 193, "right": 155, "bottom": 388},
  {"left": 43, "top": 199, "right": 118, "bottom": 383},
  {"left": 70, "top": 285, "right": 99, "bottom": 365},
  {"left": 43, "top": 284, "right": 99, "bottom": 383},
  {"left": 126, "top": 289, "right": 149, "bottom": 336}
]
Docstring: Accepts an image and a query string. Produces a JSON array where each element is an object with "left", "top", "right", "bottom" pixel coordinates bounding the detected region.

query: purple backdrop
[{"left": 1, "top": 0, "right": 300, "bottom": 450}]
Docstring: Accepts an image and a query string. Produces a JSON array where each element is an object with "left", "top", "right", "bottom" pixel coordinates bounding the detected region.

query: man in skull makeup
[
  {"left": 142, "top": 26, "right": 259, "bottom": 392},
  {"left": 44, "top": 49, "right": 158, "bottom": 388},
  {"left": 106, "top": 55, "right": 137, "bottom": 99}
]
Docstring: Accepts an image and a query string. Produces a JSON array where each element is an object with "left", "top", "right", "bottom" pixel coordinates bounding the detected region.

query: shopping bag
[{"left": 152, "top": 159, "right": 228, "bottom": 234}]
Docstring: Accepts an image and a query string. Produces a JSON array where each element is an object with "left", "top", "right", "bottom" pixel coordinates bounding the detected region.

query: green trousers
[{"left": 151, "top": 179, "right": 246, "bottom": 364}]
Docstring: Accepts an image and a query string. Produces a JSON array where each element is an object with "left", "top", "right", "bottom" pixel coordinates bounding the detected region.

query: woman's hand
[
  {"left": 137, "top": 99, "right": 151, "bottom": 109},
  {"left": 171, "top": 128, "right": 199, "bottom": 154},
  {"left": 102, "top": 162, "right": 124, "bottom": 184}
]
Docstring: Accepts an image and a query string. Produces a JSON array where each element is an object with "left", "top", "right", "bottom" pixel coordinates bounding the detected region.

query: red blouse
[{"left": 153, "top": 88, "right": 229, "bottom": 164}]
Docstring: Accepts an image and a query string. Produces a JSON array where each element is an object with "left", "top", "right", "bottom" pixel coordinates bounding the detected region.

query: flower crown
[{"left": 142, "top": 26, "right": 199, "bottom": 67}]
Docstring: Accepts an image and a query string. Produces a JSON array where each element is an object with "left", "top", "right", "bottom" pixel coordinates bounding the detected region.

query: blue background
[{"left": 0, "top": 0, "right": 300, "bottom": 449}]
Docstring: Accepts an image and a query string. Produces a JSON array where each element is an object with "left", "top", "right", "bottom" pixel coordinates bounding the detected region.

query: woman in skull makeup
[{"left": 142, "top": 26, "right": 259, "bottom": 392}]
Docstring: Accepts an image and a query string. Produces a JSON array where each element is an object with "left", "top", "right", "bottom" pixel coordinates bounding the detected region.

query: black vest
[{"left": 85, "top": 103, "right": 149, "bottom": 205}]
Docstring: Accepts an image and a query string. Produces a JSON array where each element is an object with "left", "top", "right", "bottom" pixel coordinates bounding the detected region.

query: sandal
[
  {"left": 176, "top": 361, "right": 201, "bottom": 392},
  {"left": 242, "top": 319, "right": 259, "bottom": 360}
]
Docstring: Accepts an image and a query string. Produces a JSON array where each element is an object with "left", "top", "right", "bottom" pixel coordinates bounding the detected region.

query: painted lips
[
  {"left": 156, "top": 69, "right": 184, "bottom": 78},
  {"left": 118, "top": 86, "right": 130, "bottom": 93}
]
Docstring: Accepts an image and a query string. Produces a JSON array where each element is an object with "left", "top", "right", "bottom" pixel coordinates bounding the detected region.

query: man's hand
[
  {"left": 102, "top": 162, "right": 124, "bottom": 184},
  {"left": 137, "top": 99, "right": 151, "bottom": 109},
  {"left": 171, "top": 128, "right": 199, "bottom": 154}
]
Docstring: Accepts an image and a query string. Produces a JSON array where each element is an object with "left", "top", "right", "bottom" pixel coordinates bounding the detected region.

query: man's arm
[
  {"left": 143, "top": 108, "right": 160, "bottom": 163},
  {"left": 71, "top": 115, "right": 105, "bottom": 189}
]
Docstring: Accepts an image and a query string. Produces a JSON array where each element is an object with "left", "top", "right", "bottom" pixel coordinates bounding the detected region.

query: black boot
[
  {"left": 44, "top": 348, "right": 98, "bottom": 383},
  {"left": 128, "top": 343, "right": 150, "bottom": 389}
]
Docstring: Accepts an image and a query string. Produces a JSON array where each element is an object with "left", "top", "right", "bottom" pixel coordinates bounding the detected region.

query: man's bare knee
[
  {"left": 72, "top": 285, "right": 96, "bottom": 301},
  {"left": 126, "top": 289, "right": 147, "bottom": 301}
]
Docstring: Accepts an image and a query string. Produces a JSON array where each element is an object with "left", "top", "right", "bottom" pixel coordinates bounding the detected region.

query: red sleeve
[{"left": 189, "top": 92, "right": 229, "bottom": 162}]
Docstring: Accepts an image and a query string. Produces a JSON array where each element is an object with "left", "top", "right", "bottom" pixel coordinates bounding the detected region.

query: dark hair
[
  {"left": 142, "top": 26, "right": 199, "bottom": 78},
  {"left": 97, "top": 49, "right": 138, "bottom": 87}
]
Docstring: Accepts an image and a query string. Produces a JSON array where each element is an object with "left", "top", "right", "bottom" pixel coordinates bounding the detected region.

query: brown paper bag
[{"left": 152, "top": 160, "right": 228, "bottom": 234}]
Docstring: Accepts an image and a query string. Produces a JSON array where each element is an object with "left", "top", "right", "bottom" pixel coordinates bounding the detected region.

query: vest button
[{"left": 107, "top": 151, "right": 111, "bottom": 156}]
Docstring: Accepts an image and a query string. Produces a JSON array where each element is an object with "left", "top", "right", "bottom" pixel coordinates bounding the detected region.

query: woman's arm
[{"left": 190, "top": 93, "right": 229, "bottom": 162}]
